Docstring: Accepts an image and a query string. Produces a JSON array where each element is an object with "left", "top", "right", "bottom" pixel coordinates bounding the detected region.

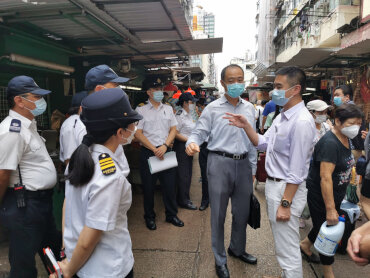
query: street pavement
[{"left": 0, "top": 154, "right": 370, "bottom": 277}]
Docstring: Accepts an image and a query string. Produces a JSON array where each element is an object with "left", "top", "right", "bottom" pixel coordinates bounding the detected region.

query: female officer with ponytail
[{"left": 51, "top": 88, "right": 142, "bottom": 278}]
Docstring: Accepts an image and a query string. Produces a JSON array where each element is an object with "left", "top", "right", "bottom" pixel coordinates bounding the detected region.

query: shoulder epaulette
[
  {"left": 137, "top": 103, "right": 145, "bottom": 107},
  {"left": 9, "top": 119, "right": 21, "bottom": 133},
  {"left": 99, "top": 153, "right": 116, "bottom": 176},
  {"left": 176, "top": 109, "right": 183, "bottom": 116}
]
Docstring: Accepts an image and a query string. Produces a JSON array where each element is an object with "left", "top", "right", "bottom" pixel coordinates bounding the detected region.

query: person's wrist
[{"left": 163, "top": 143, "right": 169, "bottom": 149}]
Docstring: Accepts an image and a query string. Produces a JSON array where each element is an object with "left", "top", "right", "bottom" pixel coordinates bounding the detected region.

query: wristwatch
[
  {"left": 281, "top": 199, "right": 292, "bottom": 208},
  {"left": 163, "top": 143, "right": 169, "bottom": 149}
]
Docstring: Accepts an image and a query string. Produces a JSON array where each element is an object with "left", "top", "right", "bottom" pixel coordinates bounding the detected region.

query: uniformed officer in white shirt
[
  {"left": 0, "top": 76, "right": 61, "bottom": 277},
  {"left": 59, "top": 91, "right": 87, "bottom": 165},
  {"left": 186, "top": 65, "right": 257, "bottom": 278},
  {"left": 52, "top": 88, "right": 142, "bottom": 278},
  {"left": 135, "top": 76, "right": 184, "bottom": 230},
  {"left": 224, "top": 66, "right": 316, "bottom": 278},
  {"left": 174, "top": 92, "right": 198, "bottom": 210}
]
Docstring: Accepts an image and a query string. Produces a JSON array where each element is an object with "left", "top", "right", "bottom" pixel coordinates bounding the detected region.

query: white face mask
[
  {"left": 341, "top": 125, "right": 360, "bottom": 139},
  {"left": 188, "top": 103, "right": 195, "bottom": 111},
  {"left": 314, "top": 114, "right": 327, "bottom": 124},
  {"left": 122, "top": 126, "right": 137, "bottom": 145}
]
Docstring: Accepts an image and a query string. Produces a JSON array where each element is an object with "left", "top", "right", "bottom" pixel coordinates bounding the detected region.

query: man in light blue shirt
[
  {"left": 224, "top": 66, "right": 316, "bottom": 278},
  {"left": 186, "top": 64, "right": 257, "bottom": 278}
]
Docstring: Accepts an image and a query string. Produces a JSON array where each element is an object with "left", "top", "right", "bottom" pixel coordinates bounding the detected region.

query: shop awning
[
  {"left": 336, "top": 23, "right": 370, "bottom": 55},
  {"left": 276, "top": 48, "right": 336, "bottom": 68},
  {"left": 0, "top": 0, "right": 223, "bottom": 67}
]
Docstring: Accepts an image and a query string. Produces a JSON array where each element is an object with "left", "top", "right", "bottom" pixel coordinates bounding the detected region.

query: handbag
[{"left": 248, "top": 194, "right": 261, "bottom": 229}]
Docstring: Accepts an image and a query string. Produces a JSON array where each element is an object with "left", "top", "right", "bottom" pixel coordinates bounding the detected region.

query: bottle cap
[{"left": 339, "top": 216, "right": 345, "bottom": 222}]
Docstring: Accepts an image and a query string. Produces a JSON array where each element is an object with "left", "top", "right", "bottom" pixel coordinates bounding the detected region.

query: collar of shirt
[
  {"left": 219, "top": 95, "right": 243, "bottom": 106},
  {"left": 9, "top": 109, "right": 33, "bottom": 129},
  {"left": 148, "top": 100, "right": 163, "bottom": 110},
  {"left": 91, "top": 144, "right": 119, "bottom": 162},
  {"left": 280, "top": 101, "right": 305, "bottom": 120}
]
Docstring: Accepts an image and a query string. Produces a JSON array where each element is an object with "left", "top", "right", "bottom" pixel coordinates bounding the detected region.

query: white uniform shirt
[
  {"left": 257, "top": 101, "right": 316, "bottom": 184},
  {"left": 135, "top": 101, "right": 177, "bottom": 146},
  {"left": 0, "top": 110, "right": 57, "bottom": 191},
  {"left": 176, "top": 109, "right": 196, "bottom": 138},
  {"left": 186, "top": 95, "right": 257, "bottom": 174},
  {"left": 59, "top": 114, "right": 86, "bottom": 162},
  {"left": 64, "top": 144, "right": 133, "bottom": 278},
  {"left": 59, "top": 115, "right": 130, "bottom": 177}
]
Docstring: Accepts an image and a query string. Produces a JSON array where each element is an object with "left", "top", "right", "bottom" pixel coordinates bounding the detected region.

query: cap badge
[
  {"left": 99, "top": 153, "right": 116, "bottom": 176},
  {"left": 157, "top": 78, "right": 161, "bottom": 83},
  {"left": 124, "top": 112, "right": 128, "bottom": 116}
]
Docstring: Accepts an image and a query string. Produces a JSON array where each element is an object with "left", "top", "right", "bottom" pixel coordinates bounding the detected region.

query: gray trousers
[{"left": 207, "top": 152, "right": 253, "bottom": 266}]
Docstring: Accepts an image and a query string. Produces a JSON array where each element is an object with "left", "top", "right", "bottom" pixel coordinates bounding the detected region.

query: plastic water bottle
[{"left": 314, "top": 216, "right": 345, "bottom": 256}]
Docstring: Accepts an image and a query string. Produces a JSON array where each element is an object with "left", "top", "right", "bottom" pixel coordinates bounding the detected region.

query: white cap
[{"left": 306, "top": 100, "right": 332, "bottom": 112}]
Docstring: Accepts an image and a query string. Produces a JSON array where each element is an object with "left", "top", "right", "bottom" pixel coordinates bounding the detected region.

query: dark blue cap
[
  {"left": 85, "top": 65, "right": 129, "bottom": 90},
  {"left": 7, "top": 76, "right": 51, "bottom": 97},
  {"left": 80, "top": 87, "right": 142, "bottom": 131},
  {"left": 178, "top": 92, "right": 197, "bottom": 107},
  {"left": 142, "top": 75, "right": 165, "bottom": 91},
  {"left": 71, "top": 91, "right": 88, "bottom": 108}
]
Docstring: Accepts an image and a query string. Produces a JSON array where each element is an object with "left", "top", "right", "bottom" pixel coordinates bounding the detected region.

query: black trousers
[
  {"left": 0, "top": 189, "right": 61, "bottom": 278},
  {"left": 199, "top": 142, "right": 209, "bottom": 205},
  {"left": 307, "top": 190, "right": 342, "bottom": 265},
  {"left": 139, "top": 147, "right": 178, "bottom": 220},
  {"left": 174, "top": 140, "right": 193, "bottom": 206}
]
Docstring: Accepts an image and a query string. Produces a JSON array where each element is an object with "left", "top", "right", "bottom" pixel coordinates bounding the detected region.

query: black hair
[
  {"left": 240, "top": 93, "right": 249, "bottom": 99},
  {"left": 197, "top": 98, "right": 205, "bottom": 106},
  {"left": 261, "top": 100, "right": 268, "bottom": 106},
  {"left": 7, "top": 95, "right": 15, "bottom": 109},
  {"left": 335, "top": 85, "right": 353, "bottom": 100},
  {"left": 67, "top": 123, "right": 130, "bottom": 187},
  {"left": 276, "top": 66, "right": 306, "bottom": 92},
  {"left": 221, "top": 64, "right": 244, "bottom": 81},
  {"left": 334, "top": 104, "right": 363, "bottom": 125},
  {"left": 67, "top": 107, "right": 80, "bottom": 116}
]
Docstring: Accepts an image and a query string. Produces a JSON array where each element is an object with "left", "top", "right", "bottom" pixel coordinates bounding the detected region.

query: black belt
[
  {"left": 267, "top": 175, "right": 282, "bottom": 182},
  {"left": 8, "top": 188, "right": 53, "bottom": 199},
  {"left": 210, "top": 151, "right": 248, "bottom": 160}
]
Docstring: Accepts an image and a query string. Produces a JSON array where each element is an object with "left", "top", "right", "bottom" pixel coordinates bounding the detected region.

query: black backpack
[{"left": 256, "top": 108, "right": 261, "bottom": 130}]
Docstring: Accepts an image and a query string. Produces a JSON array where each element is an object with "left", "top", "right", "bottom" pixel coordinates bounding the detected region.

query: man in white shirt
[
  {"left": 0, "top": 76, "right": 61, "bottom": 277},
  {"left": 224, "top": 66, "right": 316, "bottom": 278},
  {"left": 135, "top": 76, "right": 184, "bottom": 230},
  {"left": 59, "top": 91, "right": 87, "bottom": 165}
]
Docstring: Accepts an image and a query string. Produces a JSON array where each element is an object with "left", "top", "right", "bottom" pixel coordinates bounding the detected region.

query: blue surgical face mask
[
  {"left": 153, "top": 91, "right": 164, "bottom": 102},
  {"left": 226, "top": 82, "right": 245, "bottom": 98},
  {"left": 271, "top": 86, "right": 295, "bottom": 106},
  {"left": 333, "top": 96, "right": 343, "bottom": 107},
  {"left": 22, "top": 97, "right": 47, "bottom": 116}
]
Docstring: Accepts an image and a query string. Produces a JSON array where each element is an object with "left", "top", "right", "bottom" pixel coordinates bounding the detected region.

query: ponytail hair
[{"left": 67, "top": 128, "right": 119, "bottom": 186}]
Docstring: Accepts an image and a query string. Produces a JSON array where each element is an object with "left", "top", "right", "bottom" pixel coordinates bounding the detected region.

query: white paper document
[{"left": 148, "top": 151, "right": 178, "bottom": 174}]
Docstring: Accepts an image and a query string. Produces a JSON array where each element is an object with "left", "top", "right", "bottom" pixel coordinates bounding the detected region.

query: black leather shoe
[
  {"left": 166, "top": 216, "right": 184, "bottom": 227},
  {"left": 300, "top": 247, "right": 320, "bottom": 264},
  {"left": 227, "top": 248, "right": 257, "bottom": 265},
  {"left": 180, "top": 201, "right": 197, "bottom": 210},
  {"left": 145, "top": 219, "right": 156, "bottom": 230},
  {"left": 215, "top": 264, "right": 230, "bottom": 278},
  {"left": 199, "top": 201, "right": 209, "bottom": 211}
]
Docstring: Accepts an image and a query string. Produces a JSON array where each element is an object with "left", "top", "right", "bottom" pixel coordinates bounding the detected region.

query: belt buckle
[{"left": 233, "top": 154, "right": 241, "bottom": 160}]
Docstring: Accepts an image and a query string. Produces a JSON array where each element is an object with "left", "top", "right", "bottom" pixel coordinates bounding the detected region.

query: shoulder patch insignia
[
  {"left": 99, "top": 153, "right": 116, "bottom": 176},
  {"left": 176, "top": 109, "right": 183, "bottom": 115},
  {"left": 9, "top": 119, "right": 21, "bottom": 133}
]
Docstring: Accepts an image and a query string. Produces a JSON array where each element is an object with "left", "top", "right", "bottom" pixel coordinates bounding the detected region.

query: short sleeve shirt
[
  {"left": 59, "top": 115, "right": 86, "bottom": 162},
  {"left": 307, "top": 131, "right": 355, "bottom": 203},
  {"left": 175, "top": 109, "right": 196, "bottom": 138},
  {"left": 136, "top": 102, "right": 177, "bottom": 146},
  {"left": 0, "top": 110, "right": 57, "bottom": 191},
  {"left": 262, "top": 100, "right": 276, "bottom": 116},
  {"left": 64, "top": 144, "right": 133, "bottom": 278}
]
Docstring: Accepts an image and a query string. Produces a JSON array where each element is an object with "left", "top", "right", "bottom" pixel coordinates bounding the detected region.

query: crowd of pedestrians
[{"left": 0, "top": 63, "right": 369, "bottom": 278}]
